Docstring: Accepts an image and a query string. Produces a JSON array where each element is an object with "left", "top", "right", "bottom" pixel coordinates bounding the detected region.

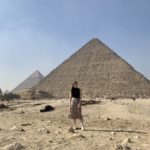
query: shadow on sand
[{"left": 84, "top": 128, "right": 146, "bottom": 134}]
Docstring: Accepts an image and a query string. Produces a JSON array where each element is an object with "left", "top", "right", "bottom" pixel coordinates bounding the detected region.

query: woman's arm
[
  {"left": 69, "top": 92, "right": 72, "bottom": 111},
  {"left": 78, "top": 89, "right": 82, "bottom": 109}
]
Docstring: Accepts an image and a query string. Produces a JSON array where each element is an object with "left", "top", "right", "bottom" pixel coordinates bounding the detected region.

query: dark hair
[{"left": 72, "top": 81, "right": 78, "bottom": 87}]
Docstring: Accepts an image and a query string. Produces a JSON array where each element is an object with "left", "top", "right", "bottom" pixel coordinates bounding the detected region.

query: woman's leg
[
  {"left": 80, "top": 118, "right": 85, "bottom": 130},
  {"left": 79, "top": 105, "right": 85, "bottom": 130},
  {"left": 73, "top": 119, "right": 77, "bottom": 129}
]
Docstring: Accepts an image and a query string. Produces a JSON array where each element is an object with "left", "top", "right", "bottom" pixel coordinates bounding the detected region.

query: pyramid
[
  {"left": 12, "top": 70, "right": 44, "bottom": 93},
  {"left": 35, "top": 38, "right": 150, "bottom": 99}
]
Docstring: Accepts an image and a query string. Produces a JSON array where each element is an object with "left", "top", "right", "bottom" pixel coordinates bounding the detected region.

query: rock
[
  {"left": 115, "top": 144, "right": 123, "bottom": 150},
  {"left": 45, "top": 130, "right": 50, "bottom": 134},
  {"left": 134, "top": 135, "right": 141, "bottom": 139},
  {"left": 111, "top": 131, "right": 116, "bottom": 135},
  {"left": 90, "top": 135, "right": 94, "bottom": 138},
  {"left": 115, "top": 143, "right": 131, "bottom": 150},
  {"left": 2, "top": 142, "right": 24, "bottom": 150},
  {"left": 106, "top": 117, "right": 111, "bottom": 120},
  {"left": 49, "top": 140, "right": 53, "bottom": 143},
  {"left": 0, "top": 128, "right": 2, "bottom": 131},
  {"left": 78, "top": 134, "right": 85, "bottom": 138},
  {"left": 20, "top": 123, "right": 32, "bottom": 126},
  {"left": 40, "top": 105, "right": 55, "bottom": 112},
  {"left": 97, "top": 116, "right": 101, "bottom": 119},
  {"left": 20, "top": 110, "right": 24, "bottom": 114},
  {"left": 123, "top": 138, "right": 132, "bottom": 144},
  {"left": 102, "top": 116, "right": 112, "bottom": 121},
  {"left": 73, "top": 133, "right": 78, "bottom": 137},
  {"left": 19, "top": 128, "right": 25, "bottom": 132},
  {"left": 109, "top": 137, "right": 113, "bottom": 140},
  {"left": 37, "top": 128, "right": 50, "bottom": 134},
  {"left": 68, "top": 127, "right": 75, "bottom": 133},
  {"left": 123, "top": 145, "right": 131, "bottom": 150},
  {"left": 0, "top": 103, "right": 9, "bottom": 109},
  {"left": 55, "top": 131, "right": 61, "bottom": 134},
  {"left": 10, "top": 126, "right": 17, "bottom": 130},
  {"left": 46, "top": 121, "right": 53, "bottom": 123}
]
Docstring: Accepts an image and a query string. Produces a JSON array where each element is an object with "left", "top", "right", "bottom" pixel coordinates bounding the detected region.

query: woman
[{"left": 69, "top": 81, "right": 85, "bottom": 130}]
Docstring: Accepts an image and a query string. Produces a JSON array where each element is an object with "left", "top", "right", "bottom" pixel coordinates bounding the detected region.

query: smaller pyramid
[{"left": 12, "top": 70, "right": 44, "bottom": 93}]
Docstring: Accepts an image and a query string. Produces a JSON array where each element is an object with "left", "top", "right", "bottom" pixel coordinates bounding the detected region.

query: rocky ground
[{"left": 0, "top": 99, "right": 150, "bottom": 150}]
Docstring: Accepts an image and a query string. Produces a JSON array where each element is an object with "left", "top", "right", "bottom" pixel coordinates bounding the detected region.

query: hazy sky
[{"left": 0, "top": 0, "right": 150, "bottom": 91}]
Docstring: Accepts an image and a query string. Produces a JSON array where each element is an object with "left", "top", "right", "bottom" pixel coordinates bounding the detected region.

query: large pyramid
[
  {"left": 35, "top": 38, "right": 150, "bottom": 99},
  {"left": 13, "top": 70, "right": 44, "bottom": 93}
]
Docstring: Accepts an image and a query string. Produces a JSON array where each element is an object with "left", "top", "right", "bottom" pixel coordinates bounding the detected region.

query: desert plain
[{"left": 0, "top": 98, "right": 150, "bottom": 150}]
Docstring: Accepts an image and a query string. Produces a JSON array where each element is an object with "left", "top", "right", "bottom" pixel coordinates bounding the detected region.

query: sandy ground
[{"left": 0, "top": 99, "right": 150, "bottom": 150}]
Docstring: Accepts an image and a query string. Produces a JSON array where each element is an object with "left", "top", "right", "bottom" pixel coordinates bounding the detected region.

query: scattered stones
[
  {"left": 68, "top": 127, "right": 75, "bottom": 133},
  {"left": 115, "top": 138, "right": 132, "bottom": 150},
  {"left": 10, "top": 126, "right": 25, "bottom": 132},
  {"left": 2, "top": 142, "right": 24, "bottom": 150},
  {"left": 81, "top": 100, "right": 101, "bottom": 106},
  {"left": 115, "top": 142, "right": 131, "bottom": 150},
  {"left": 73, "top": 133, "right": 85, "bottom": 138}
]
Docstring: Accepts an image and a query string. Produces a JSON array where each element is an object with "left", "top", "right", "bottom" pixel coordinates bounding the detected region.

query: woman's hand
[
  {"left": 78, "top": 104, "right": 81, "bottom": 109},
  {"left": 69, "top": 106, "right": 71, "bottom": 113}
]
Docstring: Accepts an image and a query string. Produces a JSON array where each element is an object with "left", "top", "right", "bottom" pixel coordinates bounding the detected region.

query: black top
[{"left": 71, "top": 87, "right": 80, "bottom": 98}]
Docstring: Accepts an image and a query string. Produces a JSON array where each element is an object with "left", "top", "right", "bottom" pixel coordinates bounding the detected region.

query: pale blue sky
[{"left": 0, "top": 0, "right": 150, "bottom": 91}]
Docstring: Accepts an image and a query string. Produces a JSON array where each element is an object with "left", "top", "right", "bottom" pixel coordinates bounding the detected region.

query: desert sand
[{"left": 0, "top": 99, "right": 150, "bottom": 150}]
